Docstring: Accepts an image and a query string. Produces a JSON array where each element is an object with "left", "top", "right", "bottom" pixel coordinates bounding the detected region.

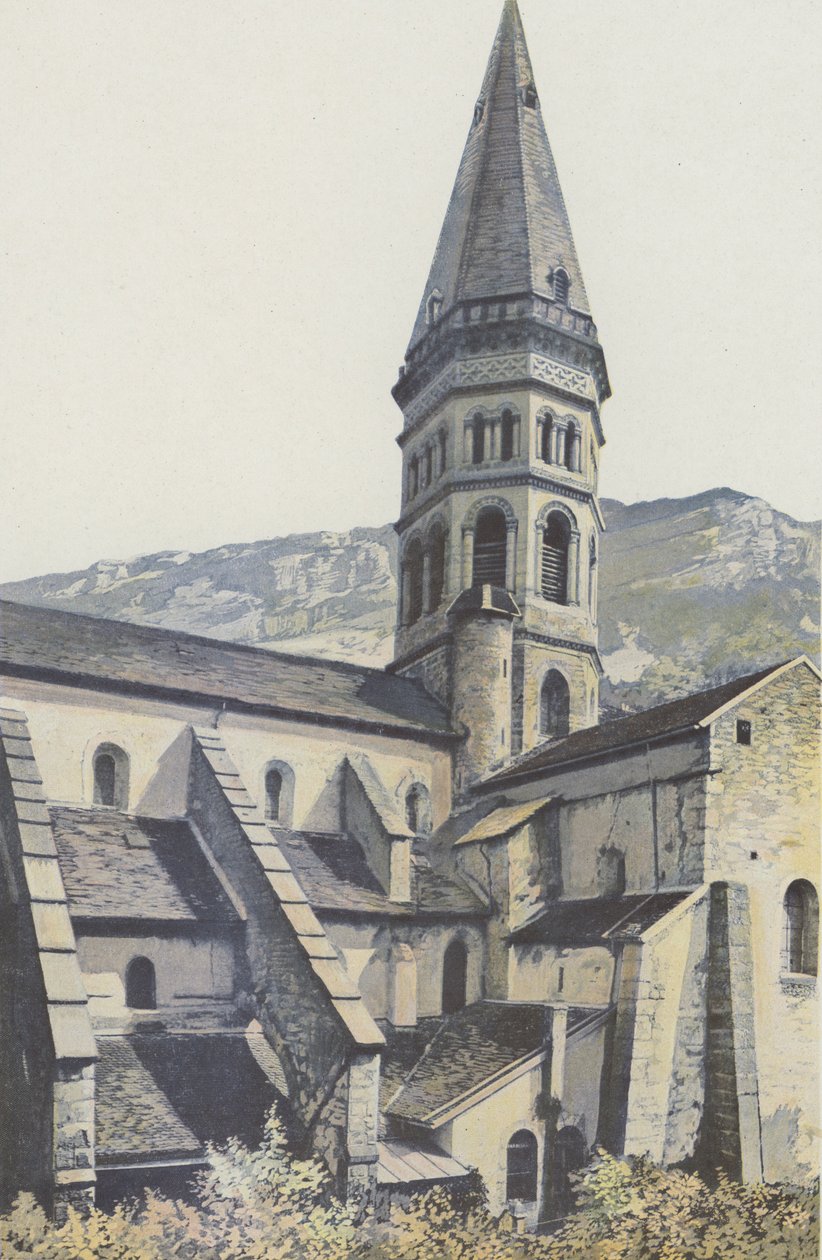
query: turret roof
[{"left": 408, "top": 0, "right": 590, "bottom": 350}]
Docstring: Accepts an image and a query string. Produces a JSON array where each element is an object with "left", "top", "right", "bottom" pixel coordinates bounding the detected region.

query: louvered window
[
  {"left": 541, "top": 514, "right": 570, "bottom": 603},
  {"left": 553, "top": 268, "right": 570, "bottom": 304},
  {"left": 472, "top": 508, "right": 507, "bottom": 587},
  {"left": 501, "top": 410, "right": 515, "bottom": 461}
]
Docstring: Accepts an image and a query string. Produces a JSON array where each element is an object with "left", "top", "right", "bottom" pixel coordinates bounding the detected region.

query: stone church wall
[{"left": 704, "top": 664, "right": 820, "bottom": 1182}]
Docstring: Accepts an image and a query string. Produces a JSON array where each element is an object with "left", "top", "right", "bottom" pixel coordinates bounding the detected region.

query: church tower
[{"left": 389, "top": 0, "right": 610, "bottom": 788}]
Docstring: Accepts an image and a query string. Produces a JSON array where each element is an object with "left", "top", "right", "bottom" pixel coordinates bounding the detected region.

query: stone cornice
[
  {"left": 396, "top": 470, "right": 605, "bottom": 534},
  {"left": 514, "top": 628, "right": 604, "bottom": 675},
  {"left": 393, "top": 306, "right": 610, "bottom": 429}
]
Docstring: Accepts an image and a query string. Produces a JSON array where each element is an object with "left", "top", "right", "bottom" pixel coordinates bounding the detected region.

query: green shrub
[{"left": 0, "top": 1119, "right": 817, "bottom": 1260}]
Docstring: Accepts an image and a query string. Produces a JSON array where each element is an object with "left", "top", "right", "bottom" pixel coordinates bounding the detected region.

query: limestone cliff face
[{"left": 1, "top": 490, "right": 818, "bottom": 710}]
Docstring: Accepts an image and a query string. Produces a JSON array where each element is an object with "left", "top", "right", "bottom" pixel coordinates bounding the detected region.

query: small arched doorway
[{"left": 551, "top": 1126, "right": 587, "bottom": 1215}]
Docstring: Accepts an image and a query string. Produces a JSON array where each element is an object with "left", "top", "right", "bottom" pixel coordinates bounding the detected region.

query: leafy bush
[{"left": 0, "top": 1116, "right": 817, "bottom": 1260}]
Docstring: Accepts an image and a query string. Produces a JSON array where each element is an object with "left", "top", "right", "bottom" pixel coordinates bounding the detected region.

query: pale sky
[{"left": 1, "top": 0, "right": 820, "bottom": 584}]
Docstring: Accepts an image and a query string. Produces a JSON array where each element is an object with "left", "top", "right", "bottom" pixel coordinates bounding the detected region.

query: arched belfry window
[
  {"left": 428, "top": 527, "right": 446, "bottom": 611},
  {"left": 541, "top": 512, "right": 571, "bottom": 603},
  {"left": 471, "top": 415, "right": 485, "bottom": 465},
  {"left": 553, "top": 267, "right": 570, "bottom": 304},
  {"left": 125, "top": 957, "right": 156, "bottom": 1010},
  {"left": 438, "top": 429, "right": 447, "bottom": 476},
  {"left": 783, "top": 881, "right": 818, "bottom": 975},
  {"left": 588, "top": 534, "right": 598, "bottom": 611},
  {"left": 540, "top": 671, "right": 570, "bottom": 740},
  {"left": 501, "top": 409, "right": 516, "bottom": 462},
  {"left": 442, "top": 939, "right": 468, "bottom": 1014},
  {"left": 92, "top": 743, "right": 129, "bottom": 810},
  {"left": 472, "top": 507, "right": 507, "bottom": 587},
  {"left": 507, "top": 1130, "right": 538, "bottom": 1202},
  {"left": 405, "top": 783, "right": 432, "bottom": 836},
  {"left": 540, "top": 415, "right": 553, "bottom": 463},
  {"left": 405, "top": 541, "right": 424, "bottom": 624},
  {"left": 408, "top": 455, "right": 419, "bottom": 500}
]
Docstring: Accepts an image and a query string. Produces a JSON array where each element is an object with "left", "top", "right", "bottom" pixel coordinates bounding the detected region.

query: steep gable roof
[
  {"left": 408, "top": 0, "right": 590, "bottom": 350},
  {"left": 0, "top": 599, "right": 453, "bottom": 740},
  {"left": 481, "top": 659, "right": 816, "bottom": 788}
]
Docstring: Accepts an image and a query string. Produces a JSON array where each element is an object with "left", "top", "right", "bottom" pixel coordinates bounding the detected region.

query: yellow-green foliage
[{"left": 0, "top": 1120, "right": 817, "bottom": 1260}]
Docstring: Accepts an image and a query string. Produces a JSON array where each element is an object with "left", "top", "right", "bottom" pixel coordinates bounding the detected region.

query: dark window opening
[
  {"left": 736, "top": 719, "right": 752, "bottom": 745},
  {"left": 438, "top": 429, "right": 447, "bottom": 475},
  {"left": 429, "top": 531, "right": 446, "bottom": 611},
  {"left": 265, "top": 768, "right": 283, "bottom": 822},
  {"left": 408, "top": 455, "right": 419, "bottom": 500},
  {"left": 93, "top": 744, "right": 129, "bottom": 810},
  {"left": 471, "top": 417, "right": 485, "bottom": 465},
  {"left": 405, "top": 783, "right": 432, "bottom": 836},
  {"left": 540, "top": 670, "right": 570, "bottom": 740},
  {"left": 425, "top": 446, "right": 433, "bottom": 486},
  {"left": 523, "top": 83, "right": 539, "bottom": 110},
  {"left": 473, "top": 100, "right": 485, "bottom": 126},
  {"left": 783, "top": 880, "right": 818, "bottom": 975},
  {"left": 541, "top": 416, "right": 553, "bottom": 462},
  {"left": 442, "top": 939, "right": 468, "bottom": 1013},
  {"left": 565, "top": 424, "right": 577, "bottom": 471},
  {"left": 501, "top": 410, "right": 516, "bottom": 461},
  {"left": 472, "top": 507, "right": 507, "bottom": 587},
  {"left": 553, "top": 268, "right": 570, "bottom": 304},
  {"left": 406, "top": 544, "right": 424, "bottom": 624},
  {"left": 125, "top": 957, "right": 156, "bottom": 1010},
  {"left": 598, "top": 847, "right": 627, "bottom": 897},
  {"left": 541, "top": 512, "right": 570, "bottom": 603},
  {"left": 507, "top": 1130, "right": 538, "bottom": 1201}
]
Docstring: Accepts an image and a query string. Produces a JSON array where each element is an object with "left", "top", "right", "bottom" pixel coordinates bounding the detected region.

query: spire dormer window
[
  {"left": 523, "top": 82, "right": 538, "bottom": 110},
  {"left": 473, "top": 100, "right": 485, "bottom": 127},
  {"left": 426, "top": 290, "right": 443, "bottom": 325},
  {"left": 552, "top": 267, "right": 570, "bottom": 305}
]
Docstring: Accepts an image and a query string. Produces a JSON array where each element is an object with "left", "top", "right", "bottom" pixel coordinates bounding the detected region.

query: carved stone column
[
  {"left": 567, "top": 531, "right": 580, "bottom": 603},
  {"left": 505, "top": 523, "right": 518, "bottom": 592},
  {"left": 462, "top": 527, "right": 474, "bottom": 588},
  {"left": 422, "top": 549, "right": 432, "bottom": 613},
  {"left": 571, "top": 429, "right": 582, "bottom": 472},
  {"left": 555, "top": 425, "right": 567, "bottom": 468}
]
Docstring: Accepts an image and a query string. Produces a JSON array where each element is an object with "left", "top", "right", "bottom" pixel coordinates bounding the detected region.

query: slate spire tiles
[{"left": 408, "top": 0, "right": 591, "bottom": 350}]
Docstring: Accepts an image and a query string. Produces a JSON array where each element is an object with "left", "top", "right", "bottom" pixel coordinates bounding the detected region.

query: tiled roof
[
  {"left": 277, "top": 829, "right": 486, "bottom": 918},
  {"left": 509, "top": 891, "right": 696, "bottom": 947},
  {"left": 51, "top": 807, "right": 239, "bottom": 924},
  {"left": 454, "top": 797, "right": 552, "bottom": 846},
  {"left": 385, "top": 1001, "right": 591, "bottom": 1125},
  {"left": 482, "top": 663, "right": 791, "bottom": 787},
  {"left": 407, "top": 0, "right": 591, "bottom": 350},
  {"left": 0, "top": 600, "right": 452, "bottom": 739},
  {"left": 95, "top": 1031, "right": 288, "bottom": 1165}
]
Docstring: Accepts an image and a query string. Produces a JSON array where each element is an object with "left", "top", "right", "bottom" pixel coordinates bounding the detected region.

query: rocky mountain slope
[{"left": 1, "top": 489, "right": 818, "bottom": 710}]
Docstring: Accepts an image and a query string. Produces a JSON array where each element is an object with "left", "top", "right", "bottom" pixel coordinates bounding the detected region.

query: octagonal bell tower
[{"left": 389, "top": 0, "right": 610, "bottom": 788}]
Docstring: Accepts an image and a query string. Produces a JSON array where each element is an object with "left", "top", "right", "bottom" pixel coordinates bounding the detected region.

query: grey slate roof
[
  {"left": 509, "top": 891, "right": 695, "bottom": 947},
  {"left": 408, "top": 0, "right": 591, "bottom": 349},
  {"left": 0, "top": 600, "right": 452, "bottom": 739},
  {"left": 95, "top": 1031, "right": 287, "bottom": 1164},
  {"left": 481, "top": 663, "right": 787, "bottom": 787},
  {"left": 51, "top": 806, "right": 239, "bottom": 925},
  {"left": 384, "top": 1001, "right": 592, "bottom": 1125},
  {"left": 277, "top": 829, "right": 487, "bottom": 918}
]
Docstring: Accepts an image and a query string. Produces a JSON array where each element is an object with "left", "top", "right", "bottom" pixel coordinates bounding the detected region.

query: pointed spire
[{"left": 408, "top": 0, "right": 590, "bottom": 350}]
